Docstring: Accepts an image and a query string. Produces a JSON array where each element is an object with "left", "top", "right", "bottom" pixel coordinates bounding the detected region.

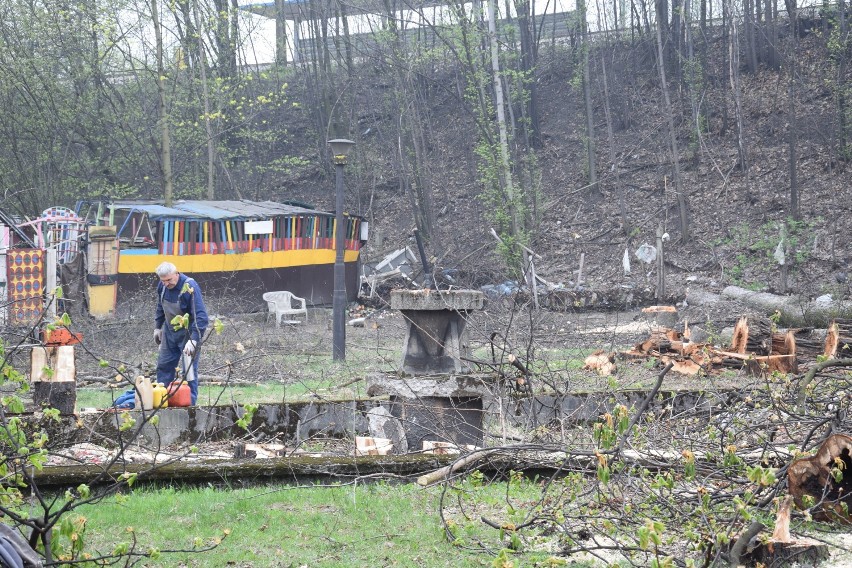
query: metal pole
[{"left": 332, "top": 161, "right": 346, "bottom": 360}]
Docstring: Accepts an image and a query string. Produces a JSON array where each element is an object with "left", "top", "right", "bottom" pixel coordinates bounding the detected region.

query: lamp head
[{"left": 328, "top": 139, "right": 355, "bottom": 165}]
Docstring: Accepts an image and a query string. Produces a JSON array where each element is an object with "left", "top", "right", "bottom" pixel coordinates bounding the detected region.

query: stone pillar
[{"left": 390, "top": 289, "right": 484, "bottom": 376}]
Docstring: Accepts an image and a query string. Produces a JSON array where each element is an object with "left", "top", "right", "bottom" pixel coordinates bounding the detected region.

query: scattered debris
[
  {"left": 348, "top": 303, "right": 387, "bottom": 327},
  {"left": 422, "top": 441, "right": 460, "bottom": 455},
  {"left": 619, "top": 313, "right": 846, "bottom": 377},
  {"left": 355, "top": 436, "right": 393, "bottom": 456},
  {"left": 234, "top": 443, "right": 287, "bottom": 459},
  {"left": 583, "top": 350, "right": 617, "bottom": 376},
  {"left": 360, "top": 247, "right": 416, "bottom": 298},
  {"left": 480, "top": 280, "right": 520, "bottom": 300}
]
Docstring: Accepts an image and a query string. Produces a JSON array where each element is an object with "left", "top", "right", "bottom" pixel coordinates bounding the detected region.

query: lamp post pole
[{"left": 328, "top": 139, "right": 354, "bottom": 361}]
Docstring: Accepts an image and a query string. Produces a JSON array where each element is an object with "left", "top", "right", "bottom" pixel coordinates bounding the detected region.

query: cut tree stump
[
  {"left": 30, "top": 346, "right": 77, "bottom": 415},
  {"left": 824, "top": 318, "right": 852, "bottom": 359},
  {"left": 641, "top": 305, "right": 678, "bottom": 328},
  {"left": 620, "top": 314, "right": 823, "bottom": 377},
  {"left": 740, "top": 496, "right": 829, "bottom": 566},
  {"left": 770, "top": 330, "right": 797, "bottom": 356},
  {"left": 710, "top": 351, "right": 798, "bottom": 376},
  {"left": 743, "top": 354, "right": 798, "bottom": 376},
  {"left": 730, "top": 316, "right": 773, "bottom": 355},
  {"left": 788, "top": 433, "right": 852, "bottom": 523}
]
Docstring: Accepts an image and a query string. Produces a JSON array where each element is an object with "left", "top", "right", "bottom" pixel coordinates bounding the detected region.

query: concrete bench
[{"left": 262, "top": 291, "right": 308, "bottom": 327}]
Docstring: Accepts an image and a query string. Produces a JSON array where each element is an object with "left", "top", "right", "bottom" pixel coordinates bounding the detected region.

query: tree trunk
[
  {"left": 729, "top": 8, "right": 749, "bottom": 173},
  {"left": 514, "top": 0, "right": 541, "bottom": 149},
  {"left": 487, "top": 0, "right": 518, "bottom": 238},
  {"left": 837, "top": 0, "right": 849, "bottom": 158},
  {"left": 578, "top": 0, "right": 599, "bottom": 201},
  {"left": 655, "top": 4, "right": 690, "bottom": 240},
  {"left": 600, "top": 51, "right": 630, "bottom": 234},
  {"left": 193, "top": 0, "right": 217, "bottom": 200},
  {"left": 683, "top": 0, "right": 704, "bottom": 166},
  {"left": 31, "top": 454, "right": 454, "bottom": 488},
  {"left": 274, "top": 0, "right": 288, "bottom": 65},
  {"left": 743, "top": 0, "right": 758, "bottom": 73},
  {"left": 671, "top": 0, "right": 683, "bottom": 81},
  {"left": 212, "top": 0, "right": 236, "bottom": 79},
  {"left": 788, "top": 22, "right": 800, "bottom": 220},
  {"left": 151, "top": 0, "right": 174, "bottom": 206},
  {"left": 764, "top": 0, "right": 780, "bottom": 69}
]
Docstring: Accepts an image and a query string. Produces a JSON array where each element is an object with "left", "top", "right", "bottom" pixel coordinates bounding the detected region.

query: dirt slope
[{"left": 274, "top": 31, "right": 851, "bottom": 311}]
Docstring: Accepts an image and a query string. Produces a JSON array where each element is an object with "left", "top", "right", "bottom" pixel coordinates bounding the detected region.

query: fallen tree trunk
[
  {"left": 30, "top": 454, "right": 454, "bottom": 488},
  {"left": 712, "top": 350, "right": 799, "bottom": 375},
  {"left": 721, "top": 286, "right": 852, "bottom": 327},
  {"left": 416, "top": 448, "right": 499, "bottom": 486}
]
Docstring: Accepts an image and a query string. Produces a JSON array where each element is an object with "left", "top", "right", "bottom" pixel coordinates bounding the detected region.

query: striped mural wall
[{"left": 156, "top": 215, "right": 362, "bottom": 257}]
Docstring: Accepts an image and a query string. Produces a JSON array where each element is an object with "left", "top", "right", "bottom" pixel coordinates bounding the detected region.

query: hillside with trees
[{"left": 1, "top": 0, "right": 850, "bottom": 304}]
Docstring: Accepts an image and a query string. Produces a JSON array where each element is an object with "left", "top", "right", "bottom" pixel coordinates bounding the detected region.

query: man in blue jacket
[{"left": 153, "top": 262, "right": 208, "bottom": 405}]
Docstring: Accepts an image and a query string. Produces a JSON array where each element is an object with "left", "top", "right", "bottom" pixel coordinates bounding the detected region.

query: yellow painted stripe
[{"left": 117, "top": 249, "right": 360, "bottom": 274}]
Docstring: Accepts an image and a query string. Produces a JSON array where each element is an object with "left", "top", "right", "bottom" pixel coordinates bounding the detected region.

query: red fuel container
[{"left": 167, "top": 381, "right": 191, "bottom": 407}]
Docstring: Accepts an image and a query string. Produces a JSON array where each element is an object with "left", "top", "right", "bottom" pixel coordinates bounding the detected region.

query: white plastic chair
[{"left": 262, "top": 291, "right": 308, "bottom": 327}]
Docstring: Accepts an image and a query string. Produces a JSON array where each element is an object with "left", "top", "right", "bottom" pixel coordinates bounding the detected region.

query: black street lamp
[{"left": 328, "top": 138, "right": 355, "bottom": 361}]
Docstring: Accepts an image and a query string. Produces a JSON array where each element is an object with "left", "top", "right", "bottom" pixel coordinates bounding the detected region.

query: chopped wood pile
[{"left": 584, "top": 309, "right": 850, "bottom": 377}]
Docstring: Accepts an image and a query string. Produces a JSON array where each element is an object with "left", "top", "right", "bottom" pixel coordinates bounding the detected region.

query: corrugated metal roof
[{"left": 107, "top": 200, "right": 327, "bottom": 221}]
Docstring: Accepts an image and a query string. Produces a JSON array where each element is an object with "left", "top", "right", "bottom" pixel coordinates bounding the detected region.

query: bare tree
[
  {"left": 151, "top": 0, "right": 174, "bottom": 206},
  {"left": 728, "top": 8, "right": 749, "bottom": 173},
  {"left": 655, "top": 1, "right": 689, "bottom": 240},
  {"left": 788, "top": 15, "right": 800, "bottom": 220},
  {"left": 578, "top": 0, "right": 600, "bottom": 201}
]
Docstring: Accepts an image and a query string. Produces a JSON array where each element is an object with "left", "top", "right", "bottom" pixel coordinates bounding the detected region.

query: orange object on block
[
  {"left": 42, "top": 328, "right": 82, "bottom": 346},
  {"left": 167, "top": 381, "right": 191, "bottom": 407}
]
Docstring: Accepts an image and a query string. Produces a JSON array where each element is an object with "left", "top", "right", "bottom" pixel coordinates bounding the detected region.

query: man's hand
[
  {"left": 183, "top": 339, "right": 197, "bottom": 357},
  {"left": 153, "top": 328, "right": 162, "bottom": 345}
]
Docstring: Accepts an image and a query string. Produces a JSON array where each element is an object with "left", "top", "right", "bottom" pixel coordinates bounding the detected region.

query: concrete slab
[
  {"left": 366, "top": 372, "right": 494, "bottom": 398},
  {"left": 390, "top": 289, "right": 485, "bottom": 311}
]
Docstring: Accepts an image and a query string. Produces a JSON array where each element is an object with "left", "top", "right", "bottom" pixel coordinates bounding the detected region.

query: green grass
[
  {"left": 470, "top": 346, "right": 598, "bottom": 372},
  {"left": 76, "top": 374, "right": 372, "bottom": 410},
  {"left": 74, "top": 482, "right": 550, "bottom": 567}
]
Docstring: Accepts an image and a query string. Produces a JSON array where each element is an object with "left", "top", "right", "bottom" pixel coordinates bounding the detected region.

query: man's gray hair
[{"left": 155, "top": 262, "right": 178, "bottom": 278}]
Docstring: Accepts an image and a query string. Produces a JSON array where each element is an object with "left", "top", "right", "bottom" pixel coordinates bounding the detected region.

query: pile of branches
[{"left": 431, "top": 358, "right": 852, "bottom": 566}]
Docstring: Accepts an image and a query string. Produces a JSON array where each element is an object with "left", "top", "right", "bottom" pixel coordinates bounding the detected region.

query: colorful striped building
[{"left": 75, "top": 199, "right": 367, "bottom": 306}]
